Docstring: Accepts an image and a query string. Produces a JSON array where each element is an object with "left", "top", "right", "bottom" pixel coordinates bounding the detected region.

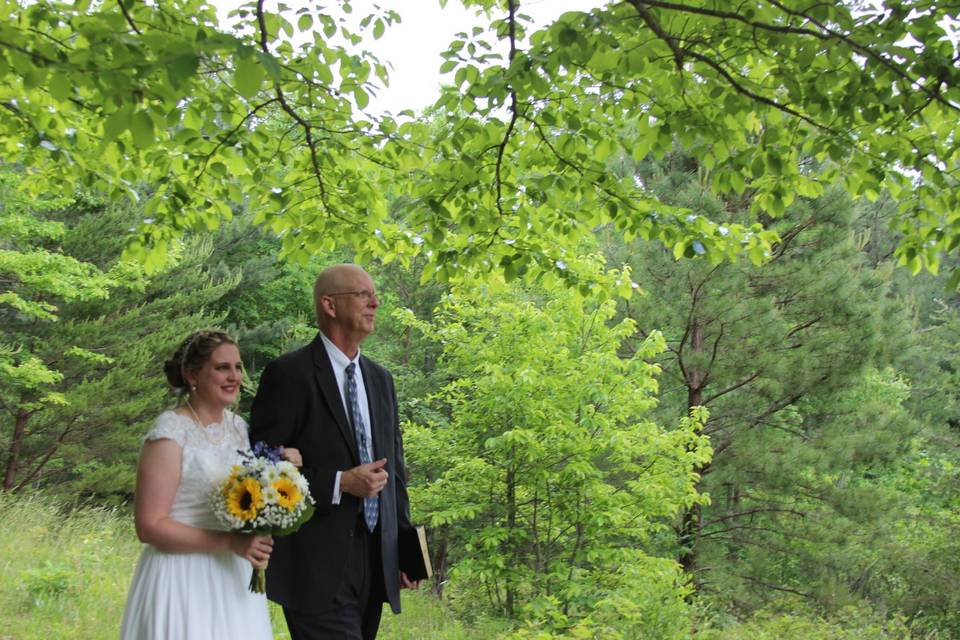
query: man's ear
[{"left": 317, "top": 296, "right": 336, "bottom": 319}]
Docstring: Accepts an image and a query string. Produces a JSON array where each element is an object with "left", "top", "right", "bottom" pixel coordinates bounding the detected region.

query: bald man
[{"left": 250, "top": 264, "right": 417, "bottom": 639}]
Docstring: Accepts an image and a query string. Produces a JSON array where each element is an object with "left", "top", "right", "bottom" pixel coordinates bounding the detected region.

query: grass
[
  {"left": 0, "top": 492, "right": 504, "bottom": 640},
  {"left": 2, "top": 492, "right": 936, "bottom": 639}
]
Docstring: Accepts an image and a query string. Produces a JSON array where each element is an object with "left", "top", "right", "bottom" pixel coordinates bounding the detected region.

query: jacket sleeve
[
  {"left": 388, "top": 371, "right": 414, "bottom": 532},
  {"left": 249, "top": 359, "right": 338, "bottom": 515}
]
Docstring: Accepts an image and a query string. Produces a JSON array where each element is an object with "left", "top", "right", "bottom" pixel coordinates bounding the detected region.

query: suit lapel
[
  {"left": 310, "top": 336, "right": 360, "bottom": 464},
  {"left": 359, "top": 356, "right": 383, "bottom": 460}
]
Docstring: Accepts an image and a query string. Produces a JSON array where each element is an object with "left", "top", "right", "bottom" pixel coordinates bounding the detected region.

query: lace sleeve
[{"left": 143, "top": 411, "right": 187, "bottom": 447}]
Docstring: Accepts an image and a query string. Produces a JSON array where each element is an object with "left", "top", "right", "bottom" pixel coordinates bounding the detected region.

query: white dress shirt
[{"left": 320, "top": 333, "right": 374, "bottom": 504}]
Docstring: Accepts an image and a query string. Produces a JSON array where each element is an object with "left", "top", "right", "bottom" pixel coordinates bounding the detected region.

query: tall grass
[
  {"left": 1, "top": 492, "right": 931, "bottom": 639},
  {"left": 0, "top": 491, "right": 503, "bottom": 640}
]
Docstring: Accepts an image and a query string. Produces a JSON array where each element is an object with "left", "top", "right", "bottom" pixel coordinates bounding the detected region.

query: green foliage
[
  {"left": 604, "top": 155, "right": 935, "bottom": 622},
  {"left": 201, "top": 214, "right": 326, "bottom": 373},
  {"left": 0, "top": 188, "right": 240, "bottom": 497},
  {"left": 695, "top": 603, "right": 918, "bottom": 640},
  {"left": 1, "top": 1, "right": 958, "bottom": 285},
  {"left": 0, "top": 171, "right": 120, "bottom": 427},
  {"left": 20, "top": 560, "right": 73, "bottom": 606},
  {"left": 436, "top": 0, "right": 960, "bottom": 279},
  {"left": 0, "top": 0, "right": 405, "bottom": 269},
  {"left": 400, "top": 274, "right": 710, "bottom": 637}
]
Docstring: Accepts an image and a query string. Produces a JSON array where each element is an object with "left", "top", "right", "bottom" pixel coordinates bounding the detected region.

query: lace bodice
[{"left": 144, "top": 410, "right": 250, "bottom": 530}]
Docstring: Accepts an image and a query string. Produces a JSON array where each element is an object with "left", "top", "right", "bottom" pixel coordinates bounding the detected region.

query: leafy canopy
[{"left": 1, "top": 0, "right": 958, "bottom": 284}]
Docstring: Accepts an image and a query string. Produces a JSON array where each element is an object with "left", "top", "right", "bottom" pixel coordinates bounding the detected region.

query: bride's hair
[{"left": 164, "top": 330, "right": 237, "bottom": 393}]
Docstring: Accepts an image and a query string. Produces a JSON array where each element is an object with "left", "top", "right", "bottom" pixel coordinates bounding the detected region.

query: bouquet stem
[{"left": 249, "top": 561, "right": 268, "bottom": 594}]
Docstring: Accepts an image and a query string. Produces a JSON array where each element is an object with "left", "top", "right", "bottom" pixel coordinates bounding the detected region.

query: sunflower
[
  {"left": 272, "top": 477, "right": 301, "bottom": 510},
  {"left": 226, "top": 477, "right": 264, "bottom": 521},
  {"left": 221, "top": 466, "right": 246, "bottom": 495}
]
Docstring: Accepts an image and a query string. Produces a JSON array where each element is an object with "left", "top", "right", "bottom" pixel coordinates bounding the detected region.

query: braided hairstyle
[{"left": 163, "top": 330, "right": 237, "bottom": 395}]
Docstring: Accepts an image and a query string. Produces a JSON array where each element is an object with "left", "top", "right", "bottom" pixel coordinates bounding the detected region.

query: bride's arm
[{"left": 133, "top": 438, "right": 272, "bottom": 566}]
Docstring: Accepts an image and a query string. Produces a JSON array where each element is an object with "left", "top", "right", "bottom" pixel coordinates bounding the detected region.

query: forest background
[{"left": 1, "top": 0, "right": 959, "bottom": 638}]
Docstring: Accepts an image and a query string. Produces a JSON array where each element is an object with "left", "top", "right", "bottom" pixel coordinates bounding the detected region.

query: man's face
[{"left": 330, "top": 269, "right": 379, "bottom": 338}]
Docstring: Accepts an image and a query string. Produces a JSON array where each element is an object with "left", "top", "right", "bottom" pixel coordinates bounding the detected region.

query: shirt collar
[{"left": 319, "top": 332, "right": 360, "bottom": 370}]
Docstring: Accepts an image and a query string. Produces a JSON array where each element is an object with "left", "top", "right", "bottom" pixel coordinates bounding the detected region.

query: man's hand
[
  {"left": 280, "top": 446, "right": 302, "bottom": 467},
  {"left": 341, "top": 458, "right": 388, "bottom": 497},
  {"left": 400, "top": 571, "right": 421, "bottom": 590}
]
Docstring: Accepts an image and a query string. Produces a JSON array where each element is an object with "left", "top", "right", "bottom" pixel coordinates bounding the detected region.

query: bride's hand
[
  {"left": 230, "top": 533, "right": 273, "bottom": 569},
  {"left": 280, "top": 447, "right": 303, "bottom": 467}
]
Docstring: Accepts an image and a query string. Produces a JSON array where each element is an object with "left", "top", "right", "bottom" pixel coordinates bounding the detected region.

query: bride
[{"left": 121, "top": 330, "right": 299, "bottom": 639}]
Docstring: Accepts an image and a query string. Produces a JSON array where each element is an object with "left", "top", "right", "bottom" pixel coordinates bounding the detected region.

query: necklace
[{"left": 185, "top": 400, "right": 228, "bottom": 445}]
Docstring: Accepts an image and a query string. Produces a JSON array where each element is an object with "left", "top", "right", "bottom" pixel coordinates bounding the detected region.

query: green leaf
[
  {"left": 234, "top": 54, "right": 265, "bottom": 98},
  {"left": 558, "top": 27, "right": 578, "bottom": 46},
  {"left": 102, "top": 106, "right": 133, "bottom": 143},
  {"left": 167, "top": 53, "right": 199, "bottom": 88},
  {"left": 48, "top": 71, "right": 72, "bottom": 101},
  {"left": 673, "top": 241, "right": 686, "bottom": 260},
  {"left": 947, "top": 268, "right": 960, "bottom": 291},
  {"left": 354, "top": 87, "right": 369, "bottom": 109},
  {"left": 256, "top": 51, "right": 283, "bottom": 83},
  {"left": 130, "top": 111, "right": 155, "bottom": 148}
]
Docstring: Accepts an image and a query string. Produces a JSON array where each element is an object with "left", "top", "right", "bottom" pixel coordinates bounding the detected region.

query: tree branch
[
  {"left": 495, "top": 0, "right": 520, "bottom": 219},
  {"left": 255, "top": 0, "right": 331, "bottom": 212},
  {"left": 703, "top": 371, "right": 761, "bottom": 405},
  {"left": 117, "top": 0, "right": 143, "bottom": 35},
  {"left": 627, "top": 0, "right": 684, "bottom": 71},
  {"left": 701, "top": 506, "right": 806, "bottom": 528},
  {"left": 194, "top": 98, "right": 279, "bottom": 185}
]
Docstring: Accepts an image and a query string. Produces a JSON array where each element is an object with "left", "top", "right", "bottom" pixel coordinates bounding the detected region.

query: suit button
[{"left": 348, "top": 528, "right": 354, "bottom": 537}]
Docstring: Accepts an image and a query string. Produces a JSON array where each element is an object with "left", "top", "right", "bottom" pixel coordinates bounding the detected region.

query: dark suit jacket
[{"left": 249, "top": 333, "right": 412, "bottom": 614}]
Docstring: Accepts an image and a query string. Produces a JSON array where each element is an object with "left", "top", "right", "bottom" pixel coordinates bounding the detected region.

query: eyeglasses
[{"left": 325, "top": 290, "right": 378, "bottom": 301}]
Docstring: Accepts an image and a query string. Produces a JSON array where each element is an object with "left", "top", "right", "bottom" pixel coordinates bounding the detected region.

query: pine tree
[
  {"left": 1, "top": 191, "right": 240, "bottom": 499},
  {"left": 607, "top": 153, "right": 915, "bottom": 611}
]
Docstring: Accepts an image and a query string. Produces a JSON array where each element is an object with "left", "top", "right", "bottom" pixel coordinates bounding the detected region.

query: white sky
[{"left": 349, "top": 0, "right": 597, "bottom": 114}]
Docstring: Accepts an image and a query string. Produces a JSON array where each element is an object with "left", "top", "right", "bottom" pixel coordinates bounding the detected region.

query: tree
[
  {"left": 605, "top": 153, "right": 918, "bottom": 613},
  {"left": 1, "top": 0, "right": 958, "bottom": 283},
  {"left": 399, "top": 274, "right": 711, "bottom": 637},
  {"left": 0, "top": 190, "right": 241, "bottom": 498},
  {"left": 0, "top": 171, "right": 119, "bottom": 491}
]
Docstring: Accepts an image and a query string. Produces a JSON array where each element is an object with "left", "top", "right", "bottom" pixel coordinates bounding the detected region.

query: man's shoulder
[
  {"left": 360, "top": 353, "right": 392, "bottom": 380},
  {"left": 267, "top": 338, "right": 319, "bottom": 371}
]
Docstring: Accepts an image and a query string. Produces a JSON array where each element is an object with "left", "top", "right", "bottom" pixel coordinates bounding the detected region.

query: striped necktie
[{"left": 345, "top": 362, "right": 378, "bottom": 531}]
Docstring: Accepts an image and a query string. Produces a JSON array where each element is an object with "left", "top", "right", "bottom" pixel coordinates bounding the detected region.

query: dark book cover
[{"left": 399, "top": 525, "right": 432, "bottom": 581}]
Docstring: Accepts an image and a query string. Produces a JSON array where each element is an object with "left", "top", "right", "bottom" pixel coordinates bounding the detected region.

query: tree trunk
[
  {"left": 505, "top": 465, "right": 516, "bottom": 618},
  {"left": 401, "top": 326, "right": 411, "bottom": 366},
  {"left": 430, "top": 528, "right": 449, "bottom": 597},
  {"left": 679, "top": 321, "right": 706, "bottom": 578},
  {"left": 3, "top": 409, "right": 29, "bottom": 491}
]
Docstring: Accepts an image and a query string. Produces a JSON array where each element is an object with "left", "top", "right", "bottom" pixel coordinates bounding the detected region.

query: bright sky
[{"left": 348, "top": 0, "right": 597, "bottom": 114}]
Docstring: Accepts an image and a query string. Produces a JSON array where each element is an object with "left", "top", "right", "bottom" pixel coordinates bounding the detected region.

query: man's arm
[
  {"left": 388, "top": 372, "right": 413, "bottom": 532},
  {"left": 387, "top": 371, "right": 420, "bottom": 588},
  {"left": 249, "top": 359, "right": 339, "bottom": 514}
]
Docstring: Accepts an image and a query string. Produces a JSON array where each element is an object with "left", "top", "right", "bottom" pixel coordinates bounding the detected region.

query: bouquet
[{"left": 211, "top": 441, "right": 315, "bottom": 592}]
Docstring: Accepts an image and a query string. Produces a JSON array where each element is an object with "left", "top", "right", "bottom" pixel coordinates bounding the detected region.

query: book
[{"left": 399, "top": 525, "right": 432, "bottom": 581}]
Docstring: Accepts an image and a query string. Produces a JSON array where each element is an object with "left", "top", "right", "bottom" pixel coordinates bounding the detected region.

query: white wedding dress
[{"left": 120, "top": 410, "right": 273, "bottom": 639}]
